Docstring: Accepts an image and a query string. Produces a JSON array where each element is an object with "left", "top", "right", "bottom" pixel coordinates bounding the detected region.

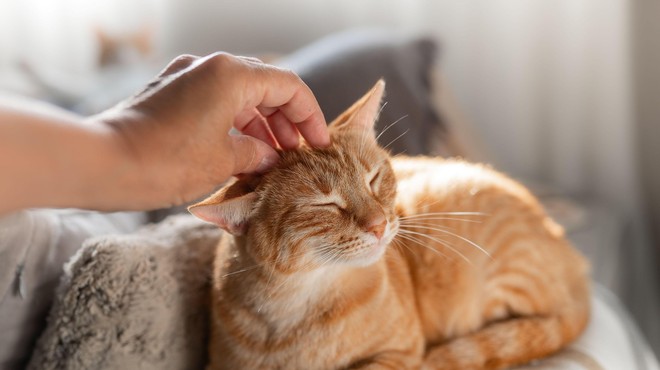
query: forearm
[
  {"left": 0, "top": 97, "right": 144, "bottom": 215},
  {"left": 0, "top": 53, "right": 330, "bottom": 216}
]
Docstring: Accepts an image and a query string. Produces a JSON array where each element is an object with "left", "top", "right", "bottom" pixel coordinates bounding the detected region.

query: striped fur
[{"left": 190, "top": 80, "right": 590, "bottom": 370}]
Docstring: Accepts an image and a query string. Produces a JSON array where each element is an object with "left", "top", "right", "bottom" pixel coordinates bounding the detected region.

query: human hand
[{"left": 93, "top": 52, "right": 329, "bottom": 209}]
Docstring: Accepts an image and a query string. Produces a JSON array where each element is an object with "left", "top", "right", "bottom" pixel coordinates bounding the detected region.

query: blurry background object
[
  {"left": 0, "top": 0, "right": 160, "bottom": 109},
  {"left": 1, "top": 0, "right": 659, "bottom": 365}
]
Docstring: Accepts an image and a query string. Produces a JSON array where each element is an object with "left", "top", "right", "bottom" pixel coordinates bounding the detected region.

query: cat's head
[{"left": 190, "top": 80, "right": 399, "bottom": 270}]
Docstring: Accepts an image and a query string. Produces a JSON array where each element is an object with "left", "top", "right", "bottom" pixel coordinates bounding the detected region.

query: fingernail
[{"left": 255, "top": 152, "right": 279, "bottom": 173}]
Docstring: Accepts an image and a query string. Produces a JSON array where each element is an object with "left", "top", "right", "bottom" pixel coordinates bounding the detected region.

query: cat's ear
[
  {"left": 188, "top": 176, "right": 260, "bottom": 235},
  {"left": 330, "top": 79, "right": 385, "bottom": 135}
]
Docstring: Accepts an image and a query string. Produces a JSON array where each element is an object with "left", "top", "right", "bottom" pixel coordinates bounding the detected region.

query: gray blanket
[{"left": 28, "top": 215, "right": 219, "bottom": 370}]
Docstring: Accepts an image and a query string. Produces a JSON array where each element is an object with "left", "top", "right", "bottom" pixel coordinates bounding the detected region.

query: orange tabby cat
[{"left": 189, "top": 80, "right": 590, "bottom": 370}]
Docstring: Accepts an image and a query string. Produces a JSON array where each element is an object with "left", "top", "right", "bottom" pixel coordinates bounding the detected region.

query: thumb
[{"left": 230, "top": 135, "right": 280, "bottom": 175}]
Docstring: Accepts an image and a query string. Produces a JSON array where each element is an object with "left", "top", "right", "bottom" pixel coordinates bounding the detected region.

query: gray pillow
[{"left": 277, "top": 29, "right": 446, "bottom": 156}]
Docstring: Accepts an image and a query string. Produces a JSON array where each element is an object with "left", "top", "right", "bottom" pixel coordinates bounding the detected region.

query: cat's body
[{"left": 191, "top": 81, "right": 590, "bottom": 370}]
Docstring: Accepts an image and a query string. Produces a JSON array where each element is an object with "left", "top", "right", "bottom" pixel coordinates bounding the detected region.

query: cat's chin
[{"left": 347, "top": 242, "right": 388, "bottom": 267}]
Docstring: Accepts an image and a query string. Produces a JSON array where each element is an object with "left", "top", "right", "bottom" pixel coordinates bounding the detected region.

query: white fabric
[
  {"left": 515, "top": 287, "right": 660, "bottom": 370},
  {"left": 0, "top": 209, "right": 146, "bottom": 369}
]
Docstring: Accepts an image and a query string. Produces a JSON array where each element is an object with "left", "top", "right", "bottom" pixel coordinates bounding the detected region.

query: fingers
[
  {"left": 267, "top": 111, "right": 300, "bottom": 149},
  {"left": 192, "top": 52, "right": 328, "bottom": 148},
  {"left": 234, "top": 108, "right": 278, "bottom": 148},
  {"left": 235, "top": 62, "right": 329, "bottom": 148},
  {"left": 267, "top": 87, "right": 329, "bottom": 148},
  {"left": 229, "top": 134, "right": 279, "bottom": 175},
  {"left": 234, "top": 107, "right": 278, "bottom": 148}
]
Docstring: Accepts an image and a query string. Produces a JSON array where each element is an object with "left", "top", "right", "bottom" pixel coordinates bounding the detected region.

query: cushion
[
  {"left": 0, "top": 210, "right": 146, "bottom": 370},
  {"left": 28, "top": 214, "right": 660, "bottom": 370},
  {"left": 27, "top": 215, "right": 218, "bottom": 370},
  {"left": 277, "top": 29, "right": 450, "bottom": 157}
]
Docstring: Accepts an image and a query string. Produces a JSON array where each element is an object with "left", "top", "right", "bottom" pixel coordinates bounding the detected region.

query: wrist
[
  {"left": 39, "top": 120, "right": 141, "bottom": 211},
  {"left": 0, "top": 109, "right": 133, "bottom": 214},
  {"left": 86, "top": 114, "right": 169, "bottom": 211},
  {"left": 92, "top": 109, "right": 188, "bottom": 211}
]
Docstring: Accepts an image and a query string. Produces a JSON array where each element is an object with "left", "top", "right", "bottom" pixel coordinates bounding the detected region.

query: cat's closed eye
[
  {"left": 368, "top": 170, "right": 382, "bottom": 192},
  {"left": 313, "top": 194, "right": 347, "bottom": 211},
  {"left": 314, "top": 202, "right": 343, "bottom": 210}
]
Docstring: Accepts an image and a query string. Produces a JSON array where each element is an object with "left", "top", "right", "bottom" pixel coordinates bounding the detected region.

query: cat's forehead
[
  {"left": 304, "top": 142, "right": 379, "bottom": 170},
  {"left": 284, "top": 145, "right": 364, "bottom": 174},
  {"left": 267, "top": 144, "right": 376, "bottom": 193}
]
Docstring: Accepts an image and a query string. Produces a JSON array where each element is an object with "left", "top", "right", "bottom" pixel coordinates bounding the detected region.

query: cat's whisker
[
  {"left": 376, "top": 101, "right": 388, "bottom": 120},
  {"left": 412, "top": 194, "right": 452, "bottom": 210},
  {"left": 382, "top": 129, "right": 410, "bottom": 150},
  {"left": 221, "top": 252, "right": 294, "bottom": 279},
  {"left": 397, "top": 233, "right": 452, "bottom": 262},
  {"left": 221, "top": 264, "right": 262, "bottom": 278},
  {"left": 391, "top": 237, "right": 418, "bottom": 258},
  {"left": 400, "top": 217, "right": 483, "bottom": 224},
  {"left": 395, "top": 231, "right": 456, "bottom": 262},
  {"left": 401, "top": 224, "right": 491, "bottom": 259},
  {"left": 400, "top": 220, "right": 458, "bottom": 232},
  {"left": 370, "top": 101, "right": 391, "bottom": 155},
  {"left": 400, "top": 212, "right": 487, "bottom": 219},
  {"left": 375, "top": 114, "right": 408, "bottom": 143},
  {"left": 398, "top": 229, "right": 474, "bottom": 266}
]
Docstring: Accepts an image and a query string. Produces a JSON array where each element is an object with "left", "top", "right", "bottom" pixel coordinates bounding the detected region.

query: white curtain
[{"left": 417, "top": 0, "right": 639, "bottom": 211}]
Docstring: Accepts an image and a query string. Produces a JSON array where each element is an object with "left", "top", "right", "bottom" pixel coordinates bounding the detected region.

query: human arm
[{"left": 0, "top": 53, "right": 329, "bottom": 215}]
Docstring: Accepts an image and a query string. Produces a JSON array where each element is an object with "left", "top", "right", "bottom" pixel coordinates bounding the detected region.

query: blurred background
[{"left": 1, "top": 0, "right": 658, "bottom": 357}]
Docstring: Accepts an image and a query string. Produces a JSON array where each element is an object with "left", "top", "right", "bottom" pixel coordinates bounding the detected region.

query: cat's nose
[{"left": 365, "top": 215, "right": 387, "bottom": 240}]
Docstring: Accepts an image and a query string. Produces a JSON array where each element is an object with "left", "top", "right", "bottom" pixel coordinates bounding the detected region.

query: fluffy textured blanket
[
  {"left": 28, "top": 215, "right": 656, "bottom": 370},
  {"left": 28, "top": 215, "right": 219, "bottom": 370}
]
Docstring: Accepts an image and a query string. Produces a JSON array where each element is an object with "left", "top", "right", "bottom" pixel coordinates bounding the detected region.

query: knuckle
[
  {"left": 159, "top": 54, "right": 199, "bottom": 77},
  {"left": 282, "top": 68, "right": 307, "bottom": 90},
  {"left": 174, "top": 54, "right": 197, "bottom": 63},
  {"left": 206, "top": 52, "right": 236, "bottom": 70},
  {"left": 241, "top": 56, "right": 263, "bottom": 64},
  {"left": 281, "top": 67, "right": 300, "bottom": 80},
  {"left": 169, "top": 54, "right": 197, "bottom": 71},
  {"left": 197, "top": 52, "right": 241, "bottom": 81}
]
